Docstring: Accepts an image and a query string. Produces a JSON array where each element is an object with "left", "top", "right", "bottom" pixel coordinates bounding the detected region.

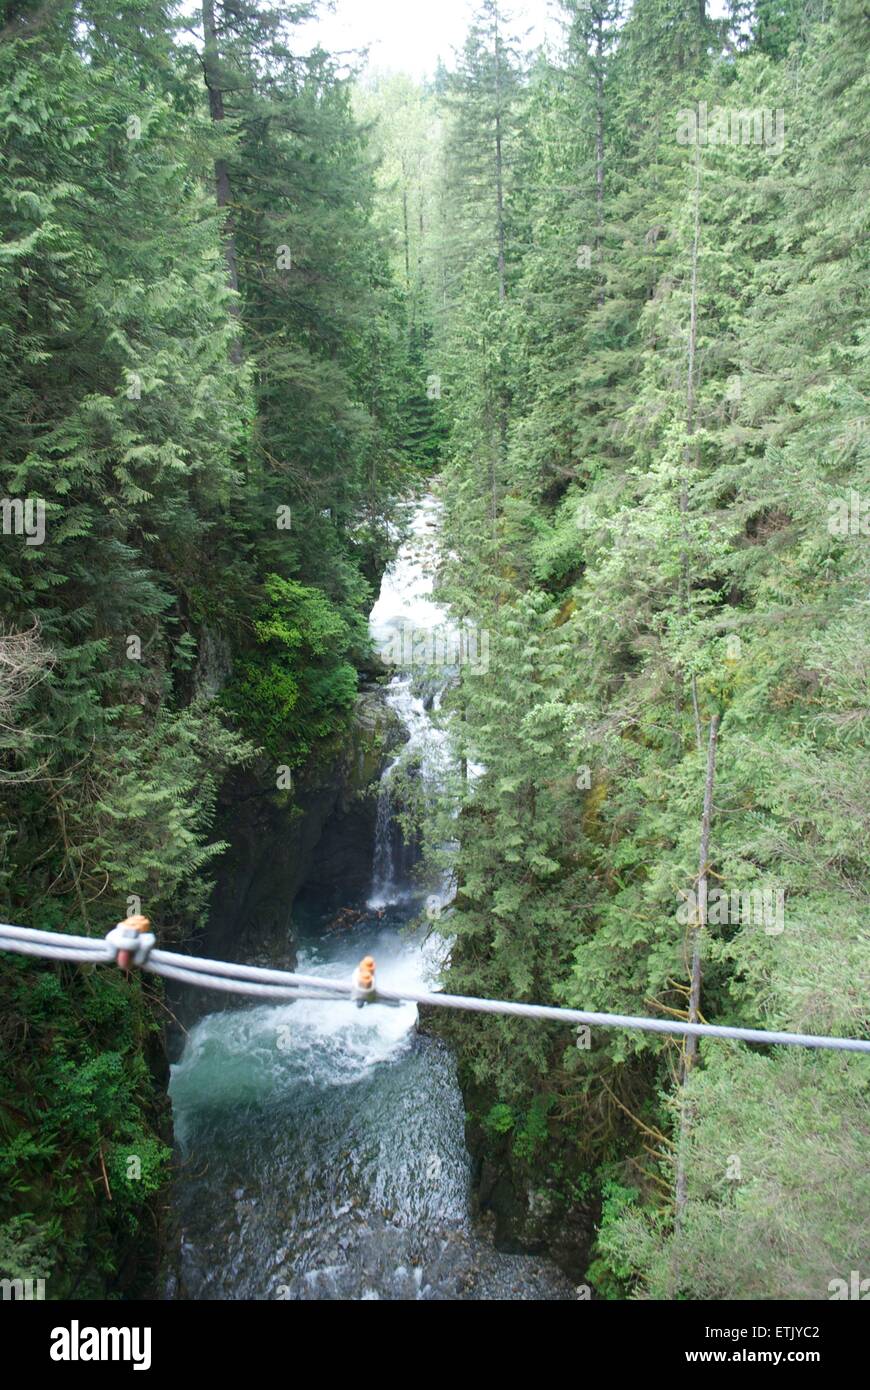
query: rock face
[
  {"left": 192, "top": 623, "right": 233, "bottom": 702},
  {"left": 298, "top": 687, "right": 402, "bottom": 909},
  {"left": 194, "top": 685, "right": 404, "bottom": 964},
  {"left": 463, "top": 1085, "right": 598, "bottom": 1284}
]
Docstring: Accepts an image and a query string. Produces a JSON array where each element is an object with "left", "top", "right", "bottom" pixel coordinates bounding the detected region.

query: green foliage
[
  {"left": 586, "top": 1179, "right": 642, "bottom": 1299},
  {"left": 0, "top": 0, "right": 423, "bottom": 1297},
  {"left": 0, "top": 1216, "right": 57, "bottom": 1282},
  {"left": 481, "top": 1095, "right": 554, "bottom": 1161},
  {"left": 223, "top": 576, "right": 359, "bottom": 765},
  {"left": 0, "top": 955, "right": 171, "bottom": 1296},
  {"left": 512, "top": 1094, "right": 553, "bottom": 1162},
  {"left": 417, "top": 0, "right": 869, "bottom": 1300},
  {"left": 483, "top": 1102, "right": 516, "bottom": 1135},
  {"left": 598, "top": 1052, "right": 870, "bottom": 1300}
]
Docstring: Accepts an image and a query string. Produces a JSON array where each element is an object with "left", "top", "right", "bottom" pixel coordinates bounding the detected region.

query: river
[{"left": 166, "top": 495, "right": 573, "bottom": 1300}]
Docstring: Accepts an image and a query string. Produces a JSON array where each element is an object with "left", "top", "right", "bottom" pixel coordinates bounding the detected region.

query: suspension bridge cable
[
  {"left": 148, "top": 945, "right": 353, "bottom": 995},
  {"left": 369, "top": 983, "right": 870, "bottom": 1054},
  {"left": 145, "top": 958, "right": 349, "bottom": 1003},
  {"left": 0, "top": 923, "right": 351, "bottom": 994},
  {"left": 1, "top": 920, "right": 868, "bottom": 1055}
]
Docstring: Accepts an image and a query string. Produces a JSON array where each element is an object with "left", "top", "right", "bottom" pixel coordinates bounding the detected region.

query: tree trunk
[
  {"left": 491, "top": 6, "right": 508, "bottom": 538},
  {"left": 594, "top": 15, "right": 605, "bottom": 307},
  {"left": 683, "top": 711, "right": 719, "bottom": 1079},
  {"left": 202, "top": 0, "right": 242, "bottom": 364},
  {"left": 401, "top": 164, "right": 411, "bottom": 292},
  {"left": 680, "top": 141, "right": 703, "bottom": 748},
  {"left": 673, "top": 711, "right": 720, "bottom": 1232},
  {"left": 493, "top": 10, "right": 506, "bottom": 305}
]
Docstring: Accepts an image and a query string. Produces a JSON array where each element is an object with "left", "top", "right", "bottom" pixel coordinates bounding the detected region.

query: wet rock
[
  {"left": 193, "top": 624, "right": 233, "bottom": 701},
  {"left": 180, "top": 691, "right": 404, "bottom": 975},
  {"left": 462, "top": 1082, "right": 598, "bottom": 1285}
]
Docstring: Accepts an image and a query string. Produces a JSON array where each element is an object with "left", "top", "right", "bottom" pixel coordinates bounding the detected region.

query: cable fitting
[
  {"left": 351, "top": 955, "right": 377, "bottom": 1007},
  {"left": 105, "top": 916, "right": 155, "bottom": 969}
]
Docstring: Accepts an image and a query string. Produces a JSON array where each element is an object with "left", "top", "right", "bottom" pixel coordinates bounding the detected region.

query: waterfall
[
  {"left": 366, "top": 495, "right": 451, "bottom": 909},
  {"left": 369, "top": 765, "right": 397, "bottom": 908}
]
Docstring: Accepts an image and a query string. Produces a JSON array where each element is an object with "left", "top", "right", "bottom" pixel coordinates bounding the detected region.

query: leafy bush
[
  {"left": 223, "top": 575, "right": 360, "bottom": 764},
  {"left": 483, "top": 1102, "right": 516, "bottom": 1135}
]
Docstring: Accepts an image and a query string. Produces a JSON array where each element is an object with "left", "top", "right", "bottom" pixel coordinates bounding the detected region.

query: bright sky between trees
[{"left": 296, "top": 0, "right": 561, "bottom": 79}]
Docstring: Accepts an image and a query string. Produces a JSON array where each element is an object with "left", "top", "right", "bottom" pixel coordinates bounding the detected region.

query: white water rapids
[{"left": 367, "top": 495, "right": 452, "bottom": 909}]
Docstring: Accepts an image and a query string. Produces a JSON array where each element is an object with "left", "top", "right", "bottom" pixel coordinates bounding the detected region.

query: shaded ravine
[{"left": 166, "top": 495, "right": 574, "bottom": 1300}]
